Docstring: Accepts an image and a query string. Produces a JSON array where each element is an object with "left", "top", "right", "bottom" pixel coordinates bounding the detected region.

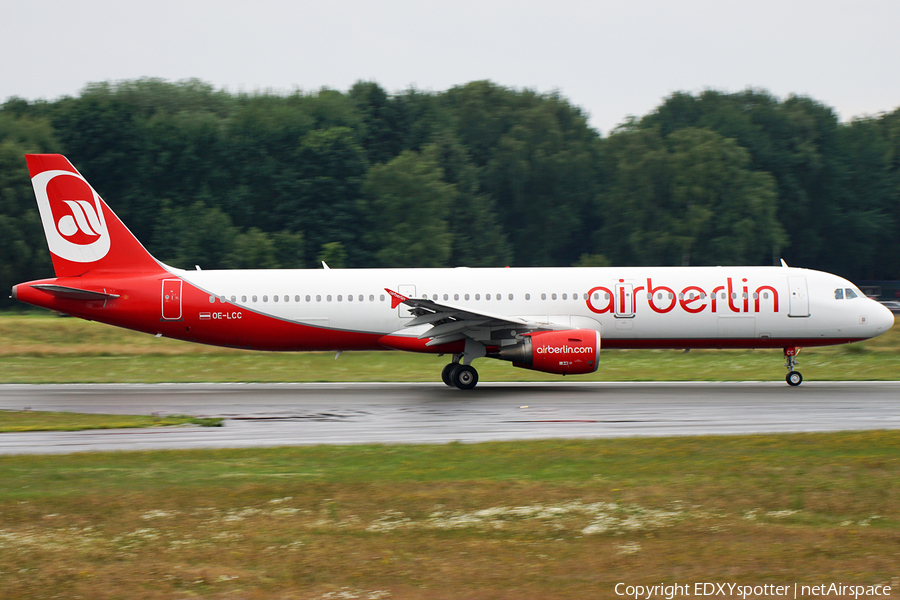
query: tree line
[{"left": 1, "top": 79, "right": 898, "bottom": 308}]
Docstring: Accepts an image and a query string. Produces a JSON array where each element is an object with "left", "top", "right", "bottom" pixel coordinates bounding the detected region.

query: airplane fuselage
[{"left": 14, "top": 265, "right": 891, "bottom": 353}]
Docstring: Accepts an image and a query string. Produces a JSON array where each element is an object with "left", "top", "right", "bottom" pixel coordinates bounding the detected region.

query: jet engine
[{"left": 496, "top": 329, "right": 600, "bottom": 375}]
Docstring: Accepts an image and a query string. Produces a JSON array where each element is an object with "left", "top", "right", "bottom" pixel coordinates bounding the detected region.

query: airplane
[{"left": 10, "top": 154, "right": 895, "bottom": 389}]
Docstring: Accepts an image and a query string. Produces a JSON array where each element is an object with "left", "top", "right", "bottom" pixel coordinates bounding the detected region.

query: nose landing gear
[{"left": 784, "top": 347, "right": 802, "bottom": 386}]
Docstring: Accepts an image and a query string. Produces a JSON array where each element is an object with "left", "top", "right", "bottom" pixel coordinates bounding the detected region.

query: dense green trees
[
  {"left": 597, "top": 126, "right": 785, "bottom": 267},
  {"left": 1, "top": 79, "right": 898, "bottom": 309}
]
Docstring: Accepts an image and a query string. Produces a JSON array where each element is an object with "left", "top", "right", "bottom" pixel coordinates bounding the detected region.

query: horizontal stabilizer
[{"left": 31, "top": 284, "right": 120, "bottom": 301}]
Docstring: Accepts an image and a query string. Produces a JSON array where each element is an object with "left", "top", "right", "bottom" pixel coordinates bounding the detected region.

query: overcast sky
[{"left": 2, "top": 0, "right": 898, "bottom": 135}]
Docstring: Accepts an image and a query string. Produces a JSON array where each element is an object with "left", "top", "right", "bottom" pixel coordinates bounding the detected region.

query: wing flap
[
  {"left": 425, "top": 332, "right": 468, "bottom": 346},
  {"left": 407, "top": 312, "right": 458, "bottom": 327},
  {"left": 417, "top": 319, "right": 487, "bottom": 340}
]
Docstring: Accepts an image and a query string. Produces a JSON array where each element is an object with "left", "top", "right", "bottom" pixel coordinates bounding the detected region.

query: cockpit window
[
  {"left": 845, "top": 288, "right": 859, "bottom": 299},
  {"left": 834, "top": 289, "right": 844, "bottom": 300}
]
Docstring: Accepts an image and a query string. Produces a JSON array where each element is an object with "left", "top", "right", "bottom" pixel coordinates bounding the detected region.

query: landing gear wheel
[
  {"left": 451, "top": 365, "right": 479, "bottom": 390},
  {"left": 783, "top": 347, "right": 802, "bottom": 386},
  {"left": 441, "top": 363, "right": 458, "bottom": 387}
]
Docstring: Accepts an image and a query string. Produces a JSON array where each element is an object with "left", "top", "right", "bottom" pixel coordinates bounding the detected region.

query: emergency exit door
[
  {"left": 614, "top": 282, "right": 634, "bottom": 318},
  {"left": 162, "top": 279, "right": 183, "bottom": 321},
  {"left": 787, "top": 276, "right": 809, "bottom": 317}
]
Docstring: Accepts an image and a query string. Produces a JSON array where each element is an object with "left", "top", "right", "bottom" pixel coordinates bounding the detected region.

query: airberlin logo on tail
[
  {"left": 57, "top": 200, "right": 102, "bottom": 238},
  {"left": 32, "top": 170, "right": 110, "bottom": 263}
]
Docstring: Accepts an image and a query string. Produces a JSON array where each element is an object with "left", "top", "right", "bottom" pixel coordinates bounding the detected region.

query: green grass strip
[
  {"left": 0, "top": 410, "right": 222, "bottom": 432},
  {"left": 0, "top": 312, "right": 898, "bottom": 383}
]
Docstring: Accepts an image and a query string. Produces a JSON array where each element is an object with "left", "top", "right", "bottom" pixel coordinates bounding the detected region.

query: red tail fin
[{"left": 26, "top": 154, "right": 165, "bottom": 277}]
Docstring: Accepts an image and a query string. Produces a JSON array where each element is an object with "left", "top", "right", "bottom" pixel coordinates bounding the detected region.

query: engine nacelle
[{"left": 497, "top": 329, "right": 601, "bottom": 375}]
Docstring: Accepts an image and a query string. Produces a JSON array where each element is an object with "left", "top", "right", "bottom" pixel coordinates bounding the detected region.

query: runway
[{"left": 0, "top": 381, "right": 898, "bottom": 454}]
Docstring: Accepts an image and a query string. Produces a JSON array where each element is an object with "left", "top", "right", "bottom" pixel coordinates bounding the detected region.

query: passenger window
[
  {"left": 337, "top": 295, "right": 342, "bottom": 302},
  {"left": 845, "top": 289, "right": 858, "bottom": 299},
  {"left": 252, "top": 295, "right": 258, "bottom": 302},
  {"left": 368, "top": 295, "right": 373, "bottom": 302},
  {"left": 231, "top": 296, "right": 236, "bottom": 302},
  {"left": 525, "top": 293, "right": 530, "bottom": 300},
  {"left": 486, "top": 294, "right": 491, "bottom": 300},
  {"left": 573, "top": 293, "right": 578, "bottom": 300},
  {"left": 347, "top": 295, "right": 353, "bottom": 301},
  {"left": 263, "top": 295, "right": 268, "bottom": 302},
  {"left": 326, "top": 295, "right": 332, "bottom": 302},
  {"left": 541, "top": 293, "right": 547, "bottom": 300},
  {"left": 454, "top": 294, "right": 459, "bottom": 301},
  {"left": 295, "top": 295, "right": 300, "bottom": 302},
  {"left": 242, "top": 295, "right": 247, "bottom": 303},
  {"left": 273, "top": 295, "right": 279, "bottom": 302},
  {"left": 444, "top": 294, "right": 449, "bottom": 301},
  {"left": 562, "top": 293, "right": 568, "bottom": 300},
  {"left": 316, "top": 295, "right": 322, "bottom": 302},
  {"left": 475, "top": 294, "right": 481, "bottom": 300},
  {"left": 379, "top": 294, "right": 385, "bottom": 301},
  {"left": 509, "top": 293, "right": 514, "bottom": 300},
  {"left": 464, "top": 294, "right": 470, "bottom": 301},
  {"left": 359, "top": 295, "right": 364, "bottom": 302},
  {"left": 306, "top": 295, "right": 311, "bottom": 302},
  {"left": 551, "top": 293, "right": 557, "bottom": 300}
]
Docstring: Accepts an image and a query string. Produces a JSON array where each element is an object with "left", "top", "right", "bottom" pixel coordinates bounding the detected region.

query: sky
[{"left": 2, "top": 0, "right": 899, "bottom": 135}]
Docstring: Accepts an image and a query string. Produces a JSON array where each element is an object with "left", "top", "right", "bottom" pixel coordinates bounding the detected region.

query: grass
[
  {"left": 0, "top": 411, "right": 222, "bottom": 432},
  {"left": 0, "top": 312, "right": 898, "bottom": 383},
  {"left": 0, "top": 432, "right": 898, "bottom": 599},
  {"left": 1, "top": 313, "right": 898, "bottom": 597}
]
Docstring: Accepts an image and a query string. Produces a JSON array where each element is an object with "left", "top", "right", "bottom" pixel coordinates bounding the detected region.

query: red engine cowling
[{"left": 497, "top": 329, "right": 601, "bottom": 375}]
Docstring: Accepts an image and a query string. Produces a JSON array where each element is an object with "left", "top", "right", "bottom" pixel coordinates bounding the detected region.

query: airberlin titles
[
  {"left": 535, "top": 344, "right": 593, "bottom": 354},
  {"left": 586, "top": 277, "right": 779, "bottom": 316}
]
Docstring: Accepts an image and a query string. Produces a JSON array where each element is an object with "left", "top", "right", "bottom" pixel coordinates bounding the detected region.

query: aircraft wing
[{"left": 385, "top": 288, "right": 560, "bottom": 346}]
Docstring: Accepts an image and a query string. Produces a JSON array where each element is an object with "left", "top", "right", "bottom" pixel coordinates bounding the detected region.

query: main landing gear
[
  {"left": 441, "top": 356, "right": 479, "bottom": 390},
  {"left": 784, "top": 347, "right": 802, "bottom": 386}
]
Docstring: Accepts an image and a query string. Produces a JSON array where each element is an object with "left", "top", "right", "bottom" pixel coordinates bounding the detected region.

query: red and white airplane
[{"left": 11, "top": 154, "right": 895, "bottom": 388}]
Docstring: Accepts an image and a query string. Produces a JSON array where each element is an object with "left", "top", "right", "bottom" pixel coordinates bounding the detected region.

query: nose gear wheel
[{"left": 784, "top": 347, "right": 802, "bottom": 386}]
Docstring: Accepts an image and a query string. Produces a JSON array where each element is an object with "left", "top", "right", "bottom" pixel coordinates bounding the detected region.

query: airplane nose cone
[{"left": 874, "top": 302, "right": 895, "bottom": 333}]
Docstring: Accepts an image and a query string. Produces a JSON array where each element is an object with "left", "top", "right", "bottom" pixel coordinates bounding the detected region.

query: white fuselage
[{"left": 175, "top": 265, "right": 894, "bottom": 349}]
